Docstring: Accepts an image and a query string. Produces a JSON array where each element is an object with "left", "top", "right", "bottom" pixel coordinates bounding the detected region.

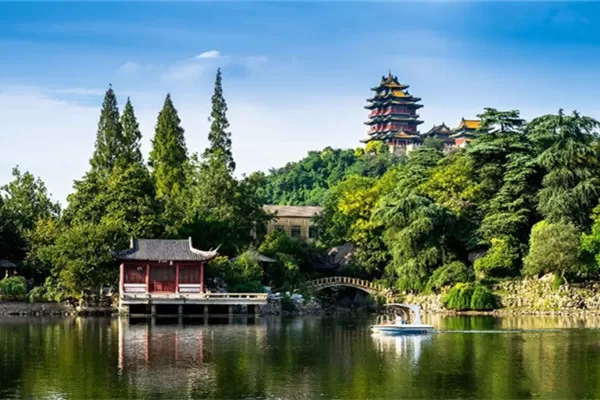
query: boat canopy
[{"left": 384, "top": 303, "right": 422, "bottom": 325}]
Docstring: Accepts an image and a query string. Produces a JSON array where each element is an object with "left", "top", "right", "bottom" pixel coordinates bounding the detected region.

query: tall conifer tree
[
  {"left": 119, "top": 98, "right": 143, "bottom": 167},
  {"left": 149, "top": 94, "right": 188, "bottom": 200},
  {"left": 90, "top": 86, "right": 123, "bottom": 175},
  {"left": 204, "top": 68, "right": 235, "bottom": 173}
]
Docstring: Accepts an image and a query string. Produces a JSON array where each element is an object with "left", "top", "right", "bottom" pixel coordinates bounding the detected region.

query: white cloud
[{"left": 196, "top": 50, "right": 221, "bottom": 59}]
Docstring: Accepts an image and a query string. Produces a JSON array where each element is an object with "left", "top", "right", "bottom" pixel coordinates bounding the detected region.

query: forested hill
[{"left": 262, "top": 144, "right": 401, "bottom": 206}]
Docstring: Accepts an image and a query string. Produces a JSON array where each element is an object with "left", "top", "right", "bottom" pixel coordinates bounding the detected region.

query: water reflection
[
  {"left": 372, "top": 333, "right": 432, "bottom": 364},
  {"left": 4, "top": 316, "right": 600, "bottom": 399}
]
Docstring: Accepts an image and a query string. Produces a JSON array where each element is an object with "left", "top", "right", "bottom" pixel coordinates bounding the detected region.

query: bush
[
  {"left": 427, "top": 261, "right": 473, "bottom": 292},
  {"left": 0, "top": 276, "right": 27, "bottom": 301},
  {"left": 442, "top": 283, "right": 498, "bottom": 311},
  {"left": 27, "top": 286, "right": 47, "bottom": 303},
  {"left": 469, "top": 285, "right": 497, "bottom": 310},
  {"left": 474, "top": 237, "right": 520, "bottom": 279},
  {"left": 442, "top": 283, "right": 474, "bottom": 311}
]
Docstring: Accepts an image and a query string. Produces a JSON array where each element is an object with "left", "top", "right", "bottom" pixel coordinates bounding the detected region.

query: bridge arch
[{"left": 306, "top": 276, "right": 392, "bottom": 299}]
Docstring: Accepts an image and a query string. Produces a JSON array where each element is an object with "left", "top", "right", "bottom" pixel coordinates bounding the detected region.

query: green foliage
[
  {"left": 528, "top": 110, "right": 600, "bottom": 229},
  {"left": 427, "top": 261, "right": 473, "bottom": 292},
  {"left": 524, "top": 221, "right": 586, "bottom": 281},
  {"left": 36, "top": 222, "right": 127, "bottom": 300},
  {"left": 470, "top": 285, "right": 497, "bottom": 310},
  {"left": 0, "top": 276, "right": 27, "bottom": 301},
  {"left": 442, "top": 283, "right": 474, "bottom": 311},
  {"left": 149, "top": 94, "right": 188, "bottom": 203},
  {"left": 204, "top": 68, "right": 235, "bottom": 173},
  {"left": 90, "top": 86, "right": 124, "bottom": 175},
  {"left": 27, "top": 286, "right": 46, "bottom": 303},
  {"left": 474, "top": 237, "right": 521, "bottom": 278},
  {"left": 442, "top": 283, "right": 497, "bottom": 311},
  {"left": 262, "top": 146, "right": 400, "bottom": 206}
]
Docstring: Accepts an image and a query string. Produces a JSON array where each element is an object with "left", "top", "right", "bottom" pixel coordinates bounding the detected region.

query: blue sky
[{"left": 2, "top": 2, "right": 600, "bottom": 204}]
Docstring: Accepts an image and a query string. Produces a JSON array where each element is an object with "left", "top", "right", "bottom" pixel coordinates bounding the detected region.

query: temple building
[
  {"left": 112, "top": 238, "right": 268, "bottom": 316},
  {"left": 362, "top": 72, "right": 485, "bottom": 154},
  {"left": 362, "top": 72, "right": 424, "bottom": 155}
]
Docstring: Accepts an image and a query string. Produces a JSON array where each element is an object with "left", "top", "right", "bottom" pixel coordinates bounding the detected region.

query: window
[
  {"left": 124, "top": 265, "right": 146, "bottom": 283},
  {"left": 179, "top": 266, "right": 200, "bottom": 284},
  {"left": 274, "top": 225, "right": 284, "bottom": 232},
  {"left": 291, "top": 225, "right": 302, "bottom": 238},
  {"left": 309, "top": 226, "right": 319, "bottom": 239}
]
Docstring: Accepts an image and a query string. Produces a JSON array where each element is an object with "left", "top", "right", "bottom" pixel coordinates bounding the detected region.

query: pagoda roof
[
  {"left": 112, "top": 238, "right": 218, "bottom": 262},
  {"left": 365, "top": 116, "right": 422, "bottom": 125},
  {"left": 231, "top": 250, "right": 276, "bottom": 264},
  {"left": 371, "top": 72, "right": 409, "bottom": 91},
  {"left": 365, "top": 100, "right": 423, "bottom": 110},
  {"left": 454, "top": 118, "right": 481, "bottom": 131},
  {"left": 425, "top": 123, "right": 452, "bottom": 136}
]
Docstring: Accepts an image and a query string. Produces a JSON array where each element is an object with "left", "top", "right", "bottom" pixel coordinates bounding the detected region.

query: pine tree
[
  {"left": 90, "top": 86, "right": 123, "bottom": 175},
  {"left": 119, "top": 98, "right": 143, "bottom": 167},
  {"left": 203, "top": 68, "right": 235, "bottom": 173},
  {"left": 149, "top": 94, "right": 188, "bottom": 200}
]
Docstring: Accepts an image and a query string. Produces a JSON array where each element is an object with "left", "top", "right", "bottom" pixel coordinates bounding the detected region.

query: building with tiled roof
[
  {"left": 263, "top": 205, "right": 323, "bottom": 241},
  {"left": 361, "top": 72, "right": 487, "bottom": 155}
]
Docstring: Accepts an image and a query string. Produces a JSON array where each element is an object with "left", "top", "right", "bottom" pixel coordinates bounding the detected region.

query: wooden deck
[{"left": 120, "top": 292, "right": 269, "bottom": 306}]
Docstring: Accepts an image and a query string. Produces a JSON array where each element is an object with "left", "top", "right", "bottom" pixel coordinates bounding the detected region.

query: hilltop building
[
  {"left": 263, "top": 205, "right": 323, "bottom": 241},
  {"left": 362, "top": 73, "right": 484, "bottom": 155}
]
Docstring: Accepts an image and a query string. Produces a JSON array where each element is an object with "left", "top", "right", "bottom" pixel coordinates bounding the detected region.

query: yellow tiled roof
[
  {"left": 392, "top": 90, "right": 407, "bottom": 97},
  {"left": 464, "top": 119, "right": 480, "bottom": 129}
]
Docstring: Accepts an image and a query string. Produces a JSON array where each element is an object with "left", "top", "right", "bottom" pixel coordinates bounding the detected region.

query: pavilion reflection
[{"left": 372, "top": 333, "right": 432, "bottom": 364}]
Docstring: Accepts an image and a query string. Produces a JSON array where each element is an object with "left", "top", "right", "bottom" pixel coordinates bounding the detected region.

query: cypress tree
[
  {"left": 90, "top": 86, "right": 123, "bottom": 175},
  {"left": 119, "top": 98, "right": 143, "bottom": 167},
  {"left": 203, "top": 68, "right": 235, "bottom": 173},
  {"left": 149, "top": 94, "right": 188, "bottom": 200}
]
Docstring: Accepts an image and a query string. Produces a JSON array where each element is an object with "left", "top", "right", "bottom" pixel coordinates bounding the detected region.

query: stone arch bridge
[{"left": 306, "top": 276, "right": 394, "bottom": 300}]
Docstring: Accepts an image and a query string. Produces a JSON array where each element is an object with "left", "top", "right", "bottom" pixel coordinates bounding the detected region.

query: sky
[{"left": 3, "top": 2, "right": 600, "bottom": 205}]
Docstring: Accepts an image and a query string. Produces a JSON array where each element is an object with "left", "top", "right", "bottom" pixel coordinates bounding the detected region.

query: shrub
[
  {"left": 469, "top": 285, "right": 497, "bottom": 310},
  {"left": 0, "top": 276, "right": 27, "bottom": 301},
  {"left": 427, "top": 261, "right": 473, "bottom": 292},
  {"left": 442, "top": 283, "right": 498, "bottom": 311},
  {"left": 442, "top": 283, "right": 474, "bottom": 311},
  {"left": 27, "top": 286, "right": 47, "bottom": 303},
  {"left": 474, "top": 237, "right": 520, "bottom": 279}
]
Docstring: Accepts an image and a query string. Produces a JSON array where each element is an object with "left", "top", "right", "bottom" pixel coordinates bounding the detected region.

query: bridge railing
[{"left": 306, "top": 276, "right": 392, "bottom": 297}]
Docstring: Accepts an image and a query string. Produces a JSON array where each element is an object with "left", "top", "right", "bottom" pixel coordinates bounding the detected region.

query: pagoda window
[{"left": 274, "top": 225, "right": 284, "bottom": 232}]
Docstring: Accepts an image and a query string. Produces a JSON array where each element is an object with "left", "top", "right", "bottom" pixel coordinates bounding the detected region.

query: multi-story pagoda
[{"left": 362, "top": 72, "right": 424, "bottom": 154}]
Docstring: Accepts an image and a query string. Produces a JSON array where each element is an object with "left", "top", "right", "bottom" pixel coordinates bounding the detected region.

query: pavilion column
[
  {"left": 119, "top": 263, "right": 124, "bottom": 294},
  {"left": 175, "top": 263, "right": 180, "bottom": 293},
  {"left": 145, "top": 264, "right": 150, "bottom": 293},
  {"left": 200, "top": 262, "right": 205, "bottom": 293}
]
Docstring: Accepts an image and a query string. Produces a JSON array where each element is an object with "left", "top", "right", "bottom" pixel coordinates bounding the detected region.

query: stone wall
[
  {"left": 403, "top": 274, "right": 600, "bottom": 315},
  {"left": 0, "top": 301, "right": 75, "bottom": 316}
]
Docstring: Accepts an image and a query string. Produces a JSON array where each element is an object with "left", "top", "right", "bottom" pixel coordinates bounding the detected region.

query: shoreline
[{"left": 3, "top": 300, "right": 600, "bottom": 318}]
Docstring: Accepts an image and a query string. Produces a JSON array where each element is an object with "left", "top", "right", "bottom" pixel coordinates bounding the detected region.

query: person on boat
[{"left": 395, "top": 315, "right": 404, "bottom": 325}]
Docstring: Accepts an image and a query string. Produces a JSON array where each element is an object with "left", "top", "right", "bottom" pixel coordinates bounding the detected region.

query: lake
[{"left": 2, "top": 315, "right": 600, "bottom": 399}]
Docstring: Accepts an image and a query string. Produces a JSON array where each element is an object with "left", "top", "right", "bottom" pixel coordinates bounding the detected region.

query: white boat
[{"left": 371, "top": 303, "right": 434, "bottom": 335}]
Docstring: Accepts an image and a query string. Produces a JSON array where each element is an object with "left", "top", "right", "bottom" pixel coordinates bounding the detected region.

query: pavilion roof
[
  {"left": 454, "top": 118, "right": 481, "bottom": 131},
  {"left": 0, "top": 259, "right": 16, "bottom": 268},
  {"left": 112, "top": 238, "right": 218, "bottom": 262}
]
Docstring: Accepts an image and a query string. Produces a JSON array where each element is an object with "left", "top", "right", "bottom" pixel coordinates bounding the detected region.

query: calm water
[{"left": 3, "top": 315, "right": 600, "bottom": 399}]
